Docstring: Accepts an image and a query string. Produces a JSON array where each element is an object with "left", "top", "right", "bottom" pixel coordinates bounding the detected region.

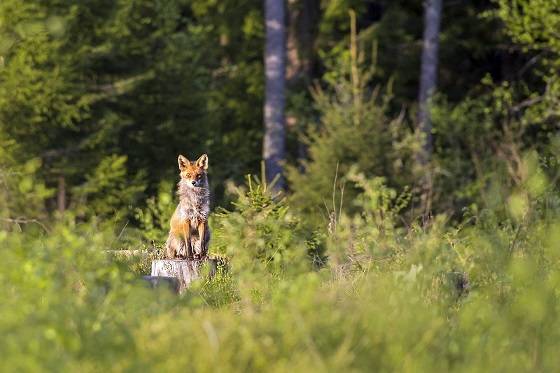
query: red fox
[{"left": 166, "top": 154, "right": 211, "bottom": 260}]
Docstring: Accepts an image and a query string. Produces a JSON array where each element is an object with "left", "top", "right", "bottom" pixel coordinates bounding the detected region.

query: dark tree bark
[
  {"left": 286, "top": 0, "right": 320, "bottom": 170},
  {"left": 263, "top": 0, "right": 287, "bottom": 189},
  {"left": 417, "top": 0, "right": 442, "bottom": 218},
  {"left": 417, "top": 0, "right": 442, "bottom": 164},
  {"left": 286, "top": 0, "right": 318, "bottom": 85},
  {"left": 57, "top": 175, "right": 66, "bottom": 213}
]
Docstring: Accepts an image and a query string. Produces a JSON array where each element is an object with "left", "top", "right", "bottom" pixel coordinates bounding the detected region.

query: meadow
[{"left": 3, "top": 166, "right": 560, "bottom": 371}]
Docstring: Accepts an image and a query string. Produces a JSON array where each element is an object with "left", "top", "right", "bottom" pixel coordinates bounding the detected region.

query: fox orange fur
[{"left": 166, "top": 154, "right": 211, "bottom": 260}]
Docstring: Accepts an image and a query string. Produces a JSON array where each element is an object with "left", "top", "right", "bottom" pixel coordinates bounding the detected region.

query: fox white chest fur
[{"left": 177, "top": 179, "right": 210, "bottom": 225}]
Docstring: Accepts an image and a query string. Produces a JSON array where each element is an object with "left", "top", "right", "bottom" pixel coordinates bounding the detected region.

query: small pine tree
[{"left": 287, "top": 41, "right": 416, "bottom": 224}]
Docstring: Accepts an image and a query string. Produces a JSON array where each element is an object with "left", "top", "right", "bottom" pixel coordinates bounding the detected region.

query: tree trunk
[
  {"left": 417, "top": 0, "right": 442, "bottom": 218},
  {"left": 417, "top": 0, "right": 442, "bottom": 164},
  {"left": 263, "top": 0, "right": 286, "bottom": 189},
  {"left": 57, "top": 175, "right": 66, "bottom": 213},
  {"left": 151, "top": 259, "right": 217, "bottom": 293},
  {"left": 286, "top": 0, "right": 318, "bottom": 84},
  {"left": 286, "top": 0, "right": 319, "bottom": 170}
]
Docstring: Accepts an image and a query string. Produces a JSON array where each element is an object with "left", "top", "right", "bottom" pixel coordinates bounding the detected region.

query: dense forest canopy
[{"left": 2, "top": 0, "right": 557, "bottom": 224}]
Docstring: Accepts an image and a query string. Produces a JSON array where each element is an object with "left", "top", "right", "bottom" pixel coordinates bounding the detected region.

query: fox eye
[{"left": 196, "top": 174, "right": 202, "bottom": 179}]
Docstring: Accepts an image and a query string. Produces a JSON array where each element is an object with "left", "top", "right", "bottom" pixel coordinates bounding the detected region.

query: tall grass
[{"left": 2, "top": 161, "right": 560, "bottom": 372}]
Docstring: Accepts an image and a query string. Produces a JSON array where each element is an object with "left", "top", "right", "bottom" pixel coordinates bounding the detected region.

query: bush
[
  {"left": 0, "top": 132, "right": 52, "bottom": 230},
  {"left": 212, "top": 175, "right": 316, "bottom": 277}
]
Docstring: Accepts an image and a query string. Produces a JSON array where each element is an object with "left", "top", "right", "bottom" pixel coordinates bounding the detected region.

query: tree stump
[{"left": 151, "top": 259, "right": 217, "bottom": 293}]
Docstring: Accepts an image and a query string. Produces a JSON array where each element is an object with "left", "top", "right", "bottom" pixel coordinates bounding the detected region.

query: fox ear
[
  {"left": 196, "top": 154, "right": 208, "bottom": 170},
  {"left": 178, "top": 155, "right": 190, "bottom": 171}
]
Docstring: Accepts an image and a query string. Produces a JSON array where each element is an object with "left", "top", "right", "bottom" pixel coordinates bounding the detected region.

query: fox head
[{"left": 178, "top": 154, "right": 209, "bottom": 188}]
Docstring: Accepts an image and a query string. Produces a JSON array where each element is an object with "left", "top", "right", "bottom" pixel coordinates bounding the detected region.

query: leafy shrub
[
  {"left": 0, "top": 135, "right": 52, "bottom": 231},
  {"left": 212, "top": 175, "right": 314, "bottom": 277},
  {"left": 134, "top": 180, "right": 176, "bottom": 242},
  {"left": 72, "top": 155, "right": 145, "bottom": 219}
]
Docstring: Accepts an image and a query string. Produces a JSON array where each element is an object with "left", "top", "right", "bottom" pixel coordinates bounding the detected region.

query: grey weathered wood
[{"left": 151, "top": 259, "right": 216, "bottom": 293}]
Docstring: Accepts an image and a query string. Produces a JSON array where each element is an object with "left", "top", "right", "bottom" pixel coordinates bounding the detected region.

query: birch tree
[
  {"left": 418, "top": 0, "right": 442, "bottom": 164},
  {"left": 263, "top": 0, "right": 286, "bottom": 189}
]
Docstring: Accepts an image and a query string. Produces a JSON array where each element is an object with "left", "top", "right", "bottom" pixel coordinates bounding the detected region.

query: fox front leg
[
  {"left": 182, "top": 220, "right": 194, "bottom": 260},
  {"left": 165, "top": 233, "right": 176, "bottom": 259},
  {"left": 196, "top": 221, "right": 207, "bottom": 259}
]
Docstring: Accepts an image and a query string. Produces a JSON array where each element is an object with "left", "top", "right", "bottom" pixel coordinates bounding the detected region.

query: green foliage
[
  {"left": 326, "top": 169, "right": 411, "bottom": 268},
  {"left": 497, "top": 0, "right": 560, "bottom": 58},
  {"left": 287, "top": 56, "right": 416, "bottom": 223},
  {"left": 3, "top": 157, "right": 560, "bottom": 371},
  {"left": 430, "top": 74, "right": 560, "bottom": 216},
  {"left": 134, "top": 180, "right": 176, "bottom": 242},
  {"left": 3, "top": 1, "right": 560, "bottom": 371},
  {"left": 0, "top": 221, "right": 179, "bottom": 372},
  {"left": 0, "top": 0, "right": 265, "bottom": 220},
  {"left": 72, "top": 155, "right": 145, "bottom": 219},
  {"left": 0, "top": 134, "right": 52, "bottom": 229},
  {"left": 213, "top": 175, "right": 312, "bottom": 277},
  {"left": 495, "top": 0, "right": 560, "bottom": 144}
]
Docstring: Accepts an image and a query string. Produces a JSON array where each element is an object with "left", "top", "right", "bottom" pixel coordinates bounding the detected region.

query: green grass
[{"left": 2, "top": 175, "right": 560, "bottom": 372}]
